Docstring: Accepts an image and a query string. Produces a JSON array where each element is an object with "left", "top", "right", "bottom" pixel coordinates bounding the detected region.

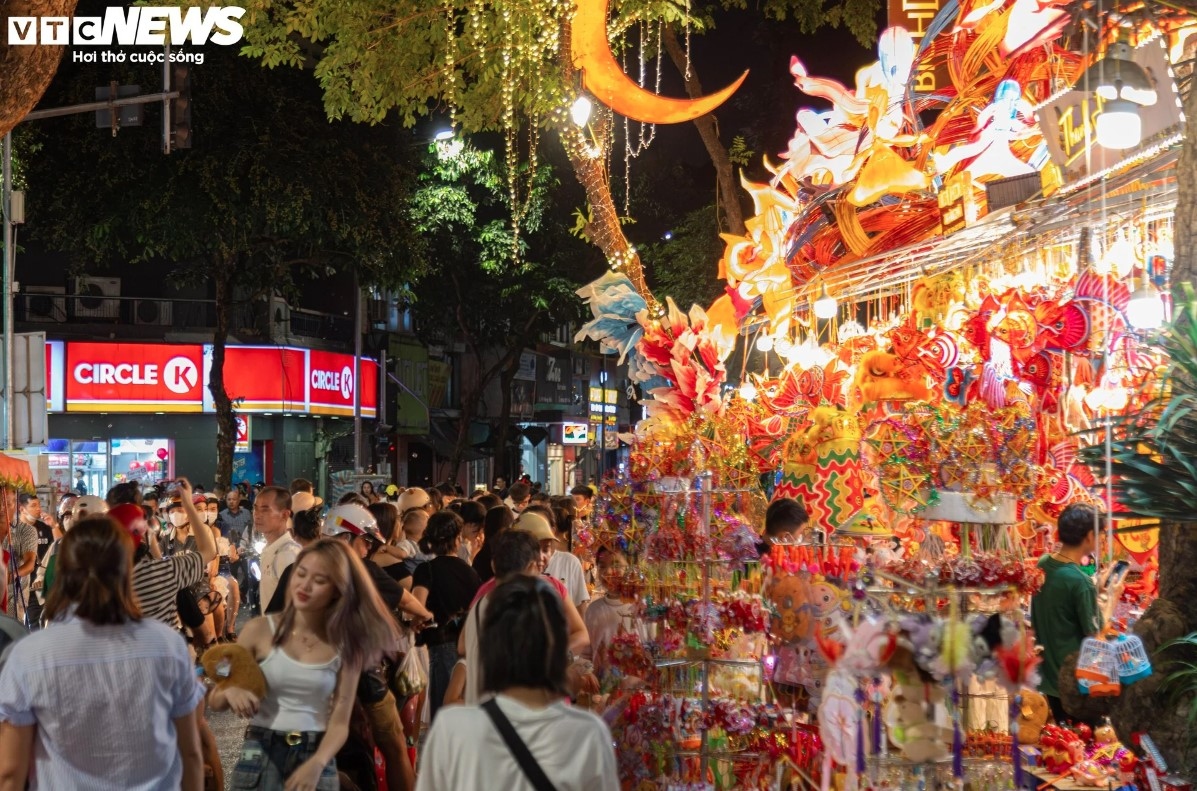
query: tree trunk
[
  {"left": 493, "top": 363, "right": 517, "bottom": 483},
  {"left": 209, "top": 257, "right": 237, "bottom": 492},
  {"left": 660, "top": 25, "right": 746, "bottom": 236},
  {"left": 0, "top": 0, "right": 78, "bottom": 139}
]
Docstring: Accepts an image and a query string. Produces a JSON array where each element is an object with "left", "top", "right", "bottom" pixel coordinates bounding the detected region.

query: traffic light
[{"left": 171, "top": 64, "right": 191, "bottom": 150}]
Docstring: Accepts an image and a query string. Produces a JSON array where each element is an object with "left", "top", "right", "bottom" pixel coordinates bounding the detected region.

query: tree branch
[{"left": 661, "top": 25, "right": 746, "bottom": 236}]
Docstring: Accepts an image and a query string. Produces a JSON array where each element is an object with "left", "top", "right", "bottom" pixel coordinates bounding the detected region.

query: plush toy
[
  {"left": 1017, "top": 690, "right": 1050, "bottom": 744},
  {"left": 201, "top": 644, "right": 267, "bottom": 699},
  {"left": 885, "top": 682, "right": 952, "bottom": 763}
]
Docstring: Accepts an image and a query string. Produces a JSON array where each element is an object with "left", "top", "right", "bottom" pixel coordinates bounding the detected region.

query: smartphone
[{"left": 1106, "top": 560, "right": 1130, "bottom": 588}]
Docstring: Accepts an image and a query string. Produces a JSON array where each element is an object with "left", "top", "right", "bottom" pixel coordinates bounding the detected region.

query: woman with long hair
[
  {"left": 0, "top": 516, "right": 205, "bottom": 790},
  {"left": 210, "top": 539, "right": 400, "bottom": 791},
  {"left": 359, "top": 481, "right": 380, "bottom": 505},
  {"left": 417, "top": 575, "right": 618, "bottom": 790},
  {"left": 412, "top": 510, "right": 480, "bottom": 719}
]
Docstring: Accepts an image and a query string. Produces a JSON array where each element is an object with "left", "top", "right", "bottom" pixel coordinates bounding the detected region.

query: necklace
[
  {"left": 1051, "top": 551, "right": 1078, "bottom": 565},
  {"left": 291, "top": 628, "right": 320, "bottom": 653}
]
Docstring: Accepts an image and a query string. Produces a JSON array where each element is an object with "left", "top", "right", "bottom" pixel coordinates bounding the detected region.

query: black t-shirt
[
  {"left": 412, "top": 555, "right": 480, "bottom": 644},
  {"left": 471, "top": 543, "right": 495, "bottom": 583},
  {"left": 31, "top": 521, "right": 54, "bottom": 564}
]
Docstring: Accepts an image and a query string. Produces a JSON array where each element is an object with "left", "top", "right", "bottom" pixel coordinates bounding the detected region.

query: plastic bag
[{"left": 393, "top": 644, "right": 428, "bottom": 697}]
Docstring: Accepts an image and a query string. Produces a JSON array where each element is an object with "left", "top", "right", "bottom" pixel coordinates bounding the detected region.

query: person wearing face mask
[
  {"left": 207, "top": 495, "right": 241, "bottom": 640},
  {"left": 131, "top": 478, "right": 216, "bottom": 631}
]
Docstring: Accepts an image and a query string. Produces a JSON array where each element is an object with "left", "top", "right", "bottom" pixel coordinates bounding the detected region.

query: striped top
[
  {"left": 0, "top": 613, "right": 203, "bottom": 790},
  {"left": 132, "top": 552, "right": 206, "bottom": 628}
]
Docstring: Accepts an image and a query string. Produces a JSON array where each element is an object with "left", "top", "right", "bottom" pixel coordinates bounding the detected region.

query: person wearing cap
[
  {"left": 3, "top": 495, "right": 39, "bottom": 625},
  {"left": 16, "top": 494, "right": 54, "bottom": 629},
  {"left": 527, "top": 503, "right": 591, "bottom": 617},
  {"left": 218, "top": 487, "right": 254, "bottom": 544}
]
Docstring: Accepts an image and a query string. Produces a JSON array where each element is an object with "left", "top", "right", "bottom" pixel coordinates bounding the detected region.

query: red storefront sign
[
  {"left": 218, "top": 346, "right": 307, "bottom": 412},
  {"left": 66, "top": 342, "right": 205, "bottom": 412},
  {"left": 308, "top": 349, "right": 378, "bottom": 418}
]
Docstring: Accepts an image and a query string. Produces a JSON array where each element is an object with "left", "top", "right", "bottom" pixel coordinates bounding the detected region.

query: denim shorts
[{"left": 231, "top": 726, "right": 338, "bottom": 790}]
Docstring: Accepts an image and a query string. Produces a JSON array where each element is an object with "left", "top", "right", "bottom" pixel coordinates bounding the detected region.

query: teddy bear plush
[
  {"left": 1017, "top": 689, "right": 1050, "bottom": 744},
  {"left": 201, "top": 644, "right": 267, "bottom": 699}
]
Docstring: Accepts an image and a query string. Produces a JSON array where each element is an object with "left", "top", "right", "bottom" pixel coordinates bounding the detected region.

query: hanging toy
[
  {"left": 1113, "top": 633, "right": 1152, "bottom": 684},
  {"left": 1075, "top": 637, "right": 1120, "bottom": 697}
]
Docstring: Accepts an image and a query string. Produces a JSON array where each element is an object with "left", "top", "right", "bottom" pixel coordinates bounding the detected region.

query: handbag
[
  {"left": 481, "top": 698, "right": 558, "bottom": 791},
  {"left": 176, "top": 587, "right": 206, "bottom": 630}
]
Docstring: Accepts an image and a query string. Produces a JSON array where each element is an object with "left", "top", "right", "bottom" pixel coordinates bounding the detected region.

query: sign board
[
  {"left": 536, "top": 353, "right": 572, "bottom": 406},
  {"left": 308, "top": 349, "right": 378, "bottom": 418},
  {"left": 45, "top": 341, "right": 64, "bottom": 414},
  {"left": 235, "top": 415, "right": 250, "bottom": 454},
  {"left": 66, "top": 341, "right": 205, "bottom": 412},
  {"left": 887, "top": 0, "right": 951, "bottom": 93},
  {"left": 562, "top": 422, "right": 589, "bottom": 445},
  {"left": 390, "top": 338, "right": 429, "bottom": 435},
  {"left": 1037, "top": 39, "right": 1184, "bottom": 187},
  {"left": 12, "top": 333, "right": 49, "bottom": 447},
  {"left": 515, "top": 351, "right": 537, "bottom": 382},
  {"left": 208, "top": 346, "right": 307, "bottom": 412},
  {"left": 54, "top": 341, "right": 376, "bottom": 417}
]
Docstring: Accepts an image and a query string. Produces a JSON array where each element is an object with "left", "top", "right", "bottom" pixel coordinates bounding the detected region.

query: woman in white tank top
[{"left": 208, "top": 539, "right": 400, "bottom": 791}]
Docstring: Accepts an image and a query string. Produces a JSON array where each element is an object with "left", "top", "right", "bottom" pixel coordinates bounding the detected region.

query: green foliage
[
  {"left": 1158, "top": 632, "right": 1197, "bottom": 761},
  {"left": 404, "top": 141, "right": 587, "bottom": 349},
  {"left": 23, "top": 45, "right": 420, "bottom": 295},
  {"left": 1077, "top": 290, "right": 1197, "bottom": 519},
  {"left": 640, "top": 204, "right": 726, "bottom": 311},
  {"left": 727, "top": 135, "right": 753, "bottom": 168}
]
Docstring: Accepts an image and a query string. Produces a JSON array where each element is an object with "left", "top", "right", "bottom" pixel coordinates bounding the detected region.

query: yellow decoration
[{"left": 571, "top": 0, "right": 748, "bottom": 124}]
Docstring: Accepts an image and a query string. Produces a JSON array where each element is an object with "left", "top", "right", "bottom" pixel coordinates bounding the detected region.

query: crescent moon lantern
[{"left": 570, "top": 0, "right": 748, "bottom": 124}]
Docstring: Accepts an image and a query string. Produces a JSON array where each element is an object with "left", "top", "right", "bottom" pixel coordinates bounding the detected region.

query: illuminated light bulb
[
  {"left": 570, "top": 96, "right": 593, "bottom": 127},
  {"left": 1100, "top": 231, "right": 1137, "bottom": 278},
  {"left": 755, "top": 334, "right": 774, "bottom": 353},
  {"left": 739, "top": 381, "right": 758, "bottom": 402},
  {"left": 1096, "top": 99, "right": 1142, "bottom": 150},
  {"left": 792, "top": 336, "right": 830, "bottom": 369},
  {"left": 773, "top": 338, "right": 794, "bottom": 358},
  {"left": 433, "top": 129, "right": 455, "bottom": 142},
  {"left": 1126, "top": 281, "right": 1165, "bottom": 330},
  {"left": 813, "top": 283, "right": 837, "bottom": 319}
]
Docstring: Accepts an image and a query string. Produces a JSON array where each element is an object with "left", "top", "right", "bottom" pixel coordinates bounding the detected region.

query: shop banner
[
  {"left": 887, "top": 0, "right": 951, "bottom": 93},
  {"left": 536, "top": 353, "right": 572, "bottom": 406},
  {"left": 206, "top": 346, "right": 307, "bottom": 412},
  {"left": 45, "top": 341, "right": 64, "bottom": 414},
  {"left": 66, "top": 342, "right": 205, "bottom": 412},
  {"left": 390, "top": 337, "right": 430, "bottom": 435},
  {"left": 1037, "top": 38, "right": 1184, "bottom": 187},
  {"left": 307, "top": 349, "right": 378, "bottom": 418},
  {"left": 235, "top": 416, "right": 251, "bottom": 453}
]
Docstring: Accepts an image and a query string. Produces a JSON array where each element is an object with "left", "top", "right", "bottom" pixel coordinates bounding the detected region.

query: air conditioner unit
[
  {"left": 22, "top": 285, "right": 66, "bottom": 323},
  {"left": 72, "top": 276, "right": 121, "bottom": 319},
  {"left": 133, "top": 299, "right": 172, "bottom": 326}
]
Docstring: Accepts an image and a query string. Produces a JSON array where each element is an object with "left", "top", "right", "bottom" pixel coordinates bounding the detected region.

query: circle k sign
[{"left": 66, "top": 342, "right": 205, "bottom": 412}]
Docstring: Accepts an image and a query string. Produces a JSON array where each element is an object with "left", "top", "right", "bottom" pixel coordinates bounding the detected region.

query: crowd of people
[{"left": 0, "top": 476, "right": 621, "bottom": 790}]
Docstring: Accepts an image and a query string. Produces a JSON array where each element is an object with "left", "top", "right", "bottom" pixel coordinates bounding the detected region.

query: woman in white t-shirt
[{"left": 419, "top": 575, "right": 617, "bottom": 791}]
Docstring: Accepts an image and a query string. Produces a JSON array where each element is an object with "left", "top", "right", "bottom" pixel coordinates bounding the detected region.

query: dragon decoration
[{"left": 575, "top": 0, "right": 1174, "bottom": 553}]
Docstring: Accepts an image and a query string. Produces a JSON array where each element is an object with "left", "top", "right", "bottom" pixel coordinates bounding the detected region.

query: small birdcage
[
  {"left": 1114, "top": 634, "right": 1152, "bottom": 684},
  {"left": 1075, "top": 637, "right": 1120, "bottom": 697}
]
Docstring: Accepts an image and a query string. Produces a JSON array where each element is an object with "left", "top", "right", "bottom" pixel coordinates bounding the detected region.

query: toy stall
[{"left": 567, "top": 0, "right": 1197, "bottom": 785}]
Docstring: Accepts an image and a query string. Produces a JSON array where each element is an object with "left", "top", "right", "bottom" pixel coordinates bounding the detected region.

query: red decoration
[
  {"left": 129, "top": 460, "right": 142, "bottom": 471},
  {"left": 156, "top": 448, "right": 168, "bottom": 460}
]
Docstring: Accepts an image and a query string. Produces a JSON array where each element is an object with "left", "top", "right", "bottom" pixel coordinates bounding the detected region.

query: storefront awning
[{"left": 0, "top": 453, "right": 35, "bottom": 493}]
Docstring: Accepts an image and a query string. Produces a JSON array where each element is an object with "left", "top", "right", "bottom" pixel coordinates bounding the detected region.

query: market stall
[{"left": 568, "top": 0, "right": 1196, "bottom": 785}]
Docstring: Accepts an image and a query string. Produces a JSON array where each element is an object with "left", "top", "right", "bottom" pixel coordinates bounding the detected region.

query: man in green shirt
[{"left": 1030, "top": 503, "right": 1120, "bottom": 722}]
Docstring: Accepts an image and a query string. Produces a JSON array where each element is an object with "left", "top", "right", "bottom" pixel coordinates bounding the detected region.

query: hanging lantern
[{"left": 1126, "top": 279, "right": 1165, "bottom": 330}]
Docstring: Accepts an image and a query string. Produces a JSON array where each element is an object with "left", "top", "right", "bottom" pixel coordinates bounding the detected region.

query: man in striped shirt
[{"left": 129, "top": 479, "right": 217, "bottom": 629}]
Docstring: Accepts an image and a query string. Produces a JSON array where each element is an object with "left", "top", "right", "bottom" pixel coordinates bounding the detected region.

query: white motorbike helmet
[
  {"left": 322, "top": 503, "right": 384, "bottom": 545},
  {"left": 69, "top": 495, "right": 109, "bottom": 526}
]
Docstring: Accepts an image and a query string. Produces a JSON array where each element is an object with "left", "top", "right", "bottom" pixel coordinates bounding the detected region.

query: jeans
[
  {"left": 230, "top": 727, "right": 338, "bottom": 790},
  {"left": 427, "top": 641, "right": 459, "bottom": 720}
]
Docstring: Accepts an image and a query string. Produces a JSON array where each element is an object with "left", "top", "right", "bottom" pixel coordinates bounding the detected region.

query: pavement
[{"left": 205, "top": 609, "right": 254, "bottom": 789}]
